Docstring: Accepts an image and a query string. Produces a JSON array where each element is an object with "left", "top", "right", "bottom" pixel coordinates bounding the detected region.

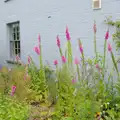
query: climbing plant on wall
[{"left": 105, "top": 17, "right": 120, "bottom": 50}]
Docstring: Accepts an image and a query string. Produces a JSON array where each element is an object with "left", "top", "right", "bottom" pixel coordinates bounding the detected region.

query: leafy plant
[{"left": 0, "top": 94, "right": 29, "bottom": 120}]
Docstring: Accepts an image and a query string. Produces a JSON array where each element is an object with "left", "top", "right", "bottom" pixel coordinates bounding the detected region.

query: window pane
[
  {"left": 13, "top": 33, "right": 16, "bottom": 40},
  {"left": 17, "top": 32, "right": 20, "bottom": 40},
  {"left": 18, "top": 41, "right": 20, "bottom": 49},
  {"left": 15, "top": 41, "right": 17, "bottom": 49},
  {"left": 18, "top": 49, "right": 20, "bottom": 55},
  {"left": 17, "top": 26, "right": 19, "bottom": 32},
  {"left": 13, "top": 27, "right": 15, "bottom": 33},
  {"left": 15, "top": 49, "right": 18, "bottom": 55}
]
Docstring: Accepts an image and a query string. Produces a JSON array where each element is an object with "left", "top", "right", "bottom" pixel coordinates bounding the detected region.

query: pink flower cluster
[
  {"left": 28, "top": 56, "right": 31, "bottom": 64},
  {"left": 108, "top": 42, "right": 112, "bottom": 52},
  {"left": 54, "top": 60, "right": 58, "bottom": 65},
  {"left": 11, "top": 85, "right": 16, "bottom": 96},
  {"left": 93, "top": 22, "right": 97, "bottom": 33},
  {"left": 34, "top": 46, "right": 40, "bottom": 55},
  {"left": 62, "top": 56, "right": 66, "bottom": 63},
  {"left": 74, "top": 57, "right": 80, "bottom": 65},
  {"left": 105, "top": 30, "right": 109, "bottom": 40},
  {"left": 66, "top": 26, "right": 71, "bottom": 41},
  {"left": 16, "top": 55, "right": 20, "bottom": 62},
  {"left": 56, "top": 35, "right": 60, "bottom": 48}
]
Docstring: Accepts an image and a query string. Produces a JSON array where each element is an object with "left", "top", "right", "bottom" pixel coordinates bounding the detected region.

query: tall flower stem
[
  {"left": 94, "top": 33, "right": 97, "bottom": 59},
  {"left": 38, "top": 37, "right": 47, "bottom": 96},
  {"left": 103, "top": 30, "right": 109, "bottom": 71},
  {"left": 59, "top": 47, "right": 63, "bottom": 57},
  {"left": 93, "top": 21, "right": 97, "bottom": 59},
  {"left": 111, "top": 52, "right": 119, "bottom": 77},
  {"left": 67, "top": 41, "right": 73, "bottom": 66},
  {"left": 78, "top": 39, "right": 85, "bottom": 66},
  {"left": 76, "top": 65, "right": 80, "bottom": 82},
  {"left": 103, "top": 39, "right": 107, "bottom": 70},
  {"left": 39, "top": 43, "right": 43, "bottom": 69}
]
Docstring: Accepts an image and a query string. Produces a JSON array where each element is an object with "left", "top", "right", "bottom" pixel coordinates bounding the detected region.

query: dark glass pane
[
  {"left": 18, "top": 41, "right": 20, "bottom": 48},
  {"left": 13, "top": 27, "right": 15, "bottom": 32},
  {"left": 15, "top": 41, "right": 17, "bottom": 48},
  {"left": 13, "top": 33, "right": 16, "bottom": 40},
  {"left": 18, "top": 49, "right": 20, "bottom": 54},
  {"left": 15, "top": 49, "right": 17, "bottom": 55},
  {"left": 17, "top": 32, "right": 20, "bottom": 40},
  {"left": 17, "top": 26, "right": 19, "bottom": 32}
]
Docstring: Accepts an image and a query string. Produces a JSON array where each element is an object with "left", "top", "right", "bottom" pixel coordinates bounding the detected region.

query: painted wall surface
[{"left": 0, "top": 0, "right": 120, "bottom": 66}]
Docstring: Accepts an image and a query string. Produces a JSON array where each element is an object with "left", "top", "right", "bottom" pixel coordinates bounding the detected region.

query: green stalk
[
  {"left": 59, "top": 47, "right": 63, "bottom": 57},
  {"left": 111, "top": 52, "right": 119, "bottom": 77},
  {"left": 94, "top": 32, "right": 97, "bottom": 59},
  {"left": 39, "top": 43, "right": 46, "bottom": 92},
  {"left": 39, "top": 44, "right": 43, "bottom": 69},
  {"left": 67, "top": 41, "right": 73, "bottom": 66},
  {"left": 103, "top": 40, "right": 107, "bottom": 71},
  {"left": 78, "top": 39, "right": 85, "bottom": 66},
  {"left": 81, "top": 52, "right": 85, "bottom": 67},
  {"left": 76, "top": 65, "right": 80, "bottom": 82}
]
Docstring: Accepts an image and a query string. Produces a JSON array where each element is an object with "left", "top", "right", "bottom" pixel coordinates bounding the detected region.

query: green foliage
[
  {"left": 0, "top": 66, "right": 32, "bottom": 101},
  {"left": 0, "top": 94, "right": 29, "bottom": 120},
  {"left": 105, "top": 17, "right": 120, "bottom": 50},
  {"left": 0, "top": 23, "right": 120, "bottom": 119},
  {"left": 67, "top": 41, "right": 73, "bottom": 66}
]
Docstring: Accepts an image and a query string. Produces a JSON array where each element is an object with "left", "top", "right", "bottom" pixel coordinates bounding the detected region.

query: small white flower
[
  {"left": 107, "top": 102, "right": 110, "bottom": 105},
  {"left": 103, "top": 111, "right": 105, "bottom": 114},
  {"left": 101, "top": 105, "right": 103, "bottom": 107},
  {"left": 115, "top": 104, "right": 118, "bottom": 107}
]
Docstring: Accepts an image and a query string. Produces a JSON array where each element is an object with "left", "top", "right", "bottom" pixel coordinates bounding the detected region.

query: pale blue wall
[{"left": 0, "top": 0, "right": 120, "bottom": 66}]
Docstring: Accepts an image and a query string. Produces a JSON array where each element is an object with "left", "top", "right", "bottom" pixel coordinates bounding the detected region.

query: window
[
  {"left": 4, "top": 0, "right": 11, "bottom": 2},
  {"left": 93, "top": 0, "right": 101, "bottom": 9},
  {"left": 7, "top": 22, "right": 21, "bottom": 60}
]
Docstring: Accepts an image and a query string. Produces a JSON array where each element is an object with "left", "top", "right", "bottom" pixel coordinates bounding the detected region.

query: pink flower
[
  {"left": 93, "top": 22, "right": 97, "bottom": 33},
  {"left": 72, "top": 79, "right": 77, "bottom": 84},
  {"left": 62, "top": 56, "right": 66, "bottom": 63},
  {"left": 108, "top": 42, "right": 112, "bottom": 52},
  {"left": 54, "top": 60, "right": 58, "bottom": 65},
  {"left": 96, "top": 64, "right": 100, "bottom": 69},
  {"left": 16, "top": 55, "right": 20, "bottom": 62},
  {"left": 38, "top": 34, "right": 41, "bottom": 43},
  {"left": 66, "top": 26, "right": 71, "bottom": 41},
  {"left": 56, "top": 35, "right": 60, "bottom": 48},
  {"left": 28, "top": 56, "right": 31, "bottom": 64},
  {"left": 96, "top": 64, "right": 101, "bottom": 72},
  {"left": 79, "top": 45, "right": 83, "bottom": 54},
  {"left": 105, "top": 30, "right": 109, "bottom": 40},
  {"left": 74, "top": 57, "right": 80, "bottom": 65},
  {"left": 34, "top": 46, "right": 40, "bottom": 55},
  {"left": 11, "top": 85, "right": 16, "bottom": 96}
]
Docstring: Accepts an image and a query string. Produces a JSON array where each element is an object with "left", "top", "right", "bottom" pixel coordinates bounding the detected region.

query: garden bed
[{"left": 0, "top": 24, "right": 120, "bottom": 120}]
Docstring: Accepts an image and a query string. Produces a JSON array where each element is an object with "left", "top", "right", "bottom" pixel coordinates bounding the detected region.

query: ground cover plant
[{"left": 0, "top": 22, "right": 120, "bottom": 120}]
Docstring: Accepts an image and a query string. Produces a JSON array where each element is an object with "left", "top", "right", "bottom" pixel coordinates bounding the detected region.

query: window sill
[
  {"left": 93, "top": 8, "right": 101, "bottom": 10},
  {"left": 6, "top": 60, "right": 21, "bottom": 65}
]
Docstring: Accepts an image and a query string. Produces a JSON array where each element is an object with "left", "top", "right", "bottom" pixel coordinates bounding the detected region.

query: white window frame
[
  {"left": 7, "top": 22, "right": 21, "bottom": 61},
  {"left": 92, "top": 0, "right": 101, "bottom": 10}
]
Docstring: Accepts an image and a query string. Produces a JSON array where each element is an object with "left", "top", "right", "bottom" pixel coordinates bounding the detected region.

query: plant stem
[
  {"left": 76, "top": 65, "right": 80, "bottom": 82},
  {"left": 67, "top": 41, "right": 73, "bottom": 66},
  {"left": 111, "top": 52, "right": 119, "bottom": 77},
  {"left": 103, "top": 40, "right": 107, "bottom": 78},
  {"left": 94, "top": 33, "right": 97, "bottom": 59}
]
